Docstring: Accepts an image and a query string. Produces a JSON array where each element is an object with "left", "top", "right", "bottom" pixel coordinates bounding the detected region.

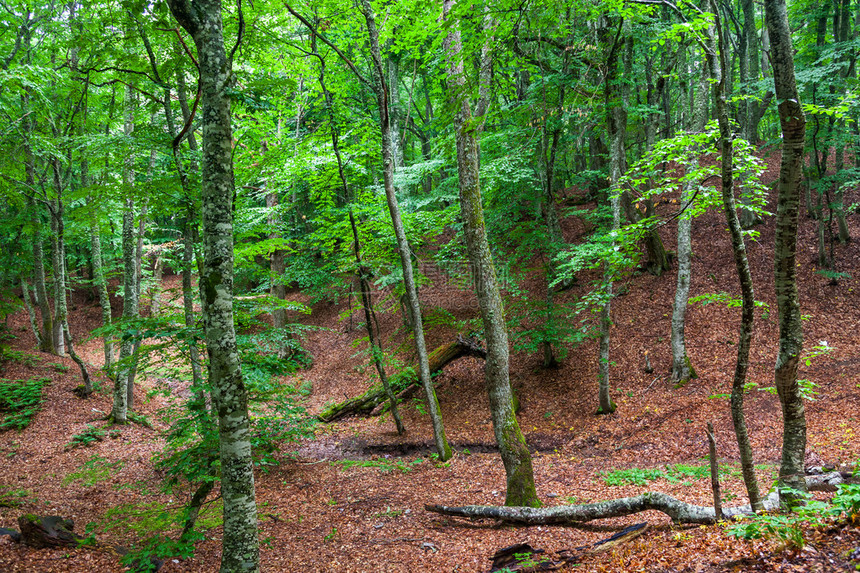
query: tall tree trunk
[
  {"left": 50, "top": 198, "right": 65, "bottom": 357},
  {"left": 360, "top": 0, "right": 452, "bottom": 461},
  {"left": 671, "top": 63, "right": 709, "bottom": 387},
  {"left": 168, "top": 0, "right": 260, "bottom": 568},
  {"left": 20, "top": 278, "right": 41, "bottom": 348},
  {"left": 443, "top": 0, "right": 539, "bottom": 508},
  {"left": 597, "top": 16, "right": 625, "bottom": 416},
  {"left": 113, "top": 200, "right": 136, "bottom": 424},
  {"left": 313, "top": 40, "right": 404, "bottom": 435},
  {"left": 29, "top": 199, "right": 54, "bottom": 354},
  {"left": 707, "top": 0, "right": 763, "bottom": 511},
  {"left": 90, "top": 222, "right": 113, "bottom": 371},
  {"left": 764, "top": 0, "right": 808, "bottom": 495},
  {"left": 112, "top": 81, "right": 137, "bottom": 425}
]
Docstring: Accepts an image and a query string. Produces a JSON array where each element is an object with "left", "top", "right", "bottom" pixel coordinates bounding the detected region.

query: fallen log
[
  {"left": 317, "top": 335, "right": 486, "bottom": 422},
  {"left": 426, "top": 472, "right": 853, "bottom": 526}
]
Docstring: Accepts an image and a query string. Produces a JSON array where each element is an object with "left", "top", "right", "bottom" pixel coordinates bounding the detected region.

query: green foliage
[
  {"left": 62, "top": 455, "right": 124, "bottom": 487},
  {"left": 0, "top": 377, "right": 50, "bottom": 430},
  {"left": 0, "top": 485, "right": 34, "bottom": 508},
  {"left": 0, "top": 349, "right": 39, "bottom": 368},
  {"left": 833, "top": 483, "right": 860, "bottom": 525},
  {"left": 65, "top": 424, "right": 112, "bottom": 449},
  {"left": 331, "top": 458, "right": 424, "bottom": 474},
  {"left": 119, "top": 532, "right": 203, "bottom": 573},
  {"left": 689, "top": 292, "right": 771, "bottom": 318},
  {"left": 602, "top": 467, "right": 666, "bottom": 486},
  {"left": 603, "top": 464, "right": 733, "bottom": 486}
]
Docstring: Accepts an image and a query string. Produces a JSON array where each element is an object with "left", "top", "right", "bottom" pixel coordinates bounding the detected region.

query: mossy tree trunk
[
  {"left": 764, "top": 0, "right": 808, "bottom": 495},
  {"left": 443, "top": 0, "right": 539, "bottom": 508},
  {"left": 705, "top": 0, "right": 763, "bottom": 510},
  {"left": 167, "top": 0, "right": 260, "bottom": 570}
]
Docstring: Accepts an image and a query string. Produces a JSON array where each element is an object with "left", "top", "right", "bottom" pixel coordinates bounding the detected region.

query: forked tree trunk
[
  {"left": 764, "top": 0, "right": 808, "bottom": 495},
  {"left": 168, "top": 0, "right": 260, "bottom": 569},
  {"left": 360, "top": 0, "right": 452, "bottom": 461},
  {"left": 443, "top": 0, "right": 539, "bottom": 508},
  {"left": 20, "top": 279, "right": 41, "bottom": 348}
]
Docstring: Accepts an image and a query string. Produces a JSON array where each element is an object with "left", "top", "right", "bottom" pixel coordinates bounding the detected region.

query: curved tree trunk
[
  {"left": 764, "top": 0, "right": 808, "bottom": 495},
  {"left": 706, "top": 0, "right": 763, "bottom": 511},
  {"left": 360, "top": 0, "right": 451, "bottom": 461},
  {"left": 426, "top": 471, "right": 850, "bottom": 526},
  {"left": 167, "top": 0, "right": 260, "bottom": 569},
  {"left": 443, "top": 0, "right": 539, "bottom": 508}
]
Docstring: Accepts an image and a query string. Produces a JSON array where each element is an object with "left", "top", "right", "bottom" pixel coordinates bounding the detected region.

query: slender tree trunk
[
  {"left": 20, "top": 278, "right": 41, "bottom": 348},
  {"left": 597, "top": 16, "right": 625, "bottom": 415},
  {"left": 443, "top": 0, "right": 539, "bottom": 508},
  {"left": 671, "top": 63, "right": 708, "bottom": 387},
  {"left": 707, "top": 0, "right": 763, "bottom": 510},
  {"left": 764, "top": 0, "right": 807, "bottom": 495},
  {"left": 29, "top": 199, "right": 54, "bottom": 354},
  {"left": 168, "top": 0, "right": 260, "bottom": 567},
  {"left": 112, "top": 200, "right": 136, "bottom": 424},
  {"left": 360, "top": 0, "right": 451, "bottom": 461},
  {"left": 50, "top": 198, "right": 65, "bottom": 357},
  {"left": 90, "top": 223, "right": 113, "bottom": 371}
]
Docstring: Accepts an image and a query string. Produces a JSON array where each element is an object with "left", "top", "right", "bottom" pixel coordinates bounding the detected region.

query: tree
[
  {"left": 764, "top": 0, "right": 807, "bottom": 495},
  {"left": 443, "top": 0, "right": 539, "bottom": 508},
  {"left": 165, "top": 0, "right": 260, "bottom": 570}
]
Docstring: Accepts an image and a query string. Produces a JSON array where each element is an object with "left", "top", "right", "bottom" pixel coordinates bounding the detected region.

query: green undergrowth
[
  {"left": 62, "top": 455, "right": 124, "bottom": 487},
  {"left": 601, "top": 462, "right": 763, "bottom": 487},
  {"left": 0, "top": 377, "right": 50, "bottom": 430},
  {"left": 726, "top": 483, "right": 860, "bottom": 551},
  {"left": 332, "top": 458, "right": 425, "bottom": 474}
]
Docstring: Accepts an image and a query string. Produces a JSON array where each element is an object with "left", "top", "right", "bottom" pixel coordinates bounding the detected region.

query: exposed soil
[{"left": 1, "top": 149, "right": 860, "bottom": 572}]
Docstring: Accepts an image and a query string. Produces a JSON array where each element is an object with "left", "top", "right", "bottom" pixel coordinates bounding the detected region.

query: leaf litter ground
[{"left": 1, "top": 150, "right": 860, "bottom": 571}]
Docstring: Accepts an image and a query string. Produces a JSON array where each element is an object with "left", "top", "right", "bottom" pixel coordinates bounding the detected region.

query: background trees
[{"left": 0, "top": 0, "right": 853, "bottom": 567}]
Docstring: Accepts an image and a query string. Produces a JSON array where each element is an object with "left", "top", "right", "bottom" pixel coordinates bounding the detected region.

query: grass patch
[
  {"left": 102, "top": 499, "right": 223, "bottom": 537},
  {"left": 602, "top": 463, "right": 745, "bottom": 487},
  {"left": 0, "top": 377, "right": 51, "bottom": 430},
  {"left": 331, "top": 458, "right": 424, "bottom": 474},
  {"left": 62, "top": 455, "right": 124, "bottom": 487},
  {"left": 0, "top": 485, "right": 34, "bottom": 507}
]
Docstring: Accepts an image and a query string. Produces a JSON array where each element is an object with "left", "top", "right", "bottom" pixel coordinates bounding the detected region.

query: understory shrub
[{"left": 0, "top": 377, "right": 50, "bottom": 430}]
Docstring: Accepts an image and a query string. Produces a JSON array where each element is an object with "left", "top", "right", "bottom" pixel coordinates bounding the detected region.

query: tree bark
[
  {"left": 90, "top": 223, "right": 113, "bottom": 371},
  {"left": 443, "top": 0, "right": 539, "bottom": 508},
  {"left": 671, "top": 46, "right": 709, "bottom": 388},
  {"left": 707, "top": 0, "right": 763, "bottom": 510},
  {"left": 426, "top": 472, "right": 851, "bottom": 526},
  {"left": 764, "top": 0, "right": 808, "bottom": 495},
  {"left": 359, "top": 0, "right": 452, "bottom": 461},
  {"left": 318, "top": 336, "right": 487, "bottom": 422},
  {"left": 167, "top": 0, "right": 260, "bottom": 569}
]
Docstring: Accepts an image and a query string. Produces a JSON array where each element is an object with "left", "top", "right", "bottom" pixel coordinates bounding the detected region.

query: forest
[{"left": 1, "top": 0, "right": 860, "bottom": 570}]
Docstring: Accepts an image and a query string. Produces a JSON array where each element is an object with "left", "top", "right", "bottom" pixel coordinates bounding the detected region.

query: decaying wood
[
  {"left": 488, "top": 524, "right": 649, "bottom": 571},
  {"left": 426, "top": 472, "right": 853, "bottom": 526},
  {"left": 17, "top": 515, "right": 85, "bottom": 548},
  {"left": 317, "top": 336, "right": 486, "bottom": 422}
]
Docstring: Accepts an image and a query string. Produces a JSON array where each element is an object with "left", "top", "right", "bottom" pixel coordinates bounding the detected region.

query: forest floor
[{"left": 2, "top": 150, "right": 860, "bottom": 571}]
